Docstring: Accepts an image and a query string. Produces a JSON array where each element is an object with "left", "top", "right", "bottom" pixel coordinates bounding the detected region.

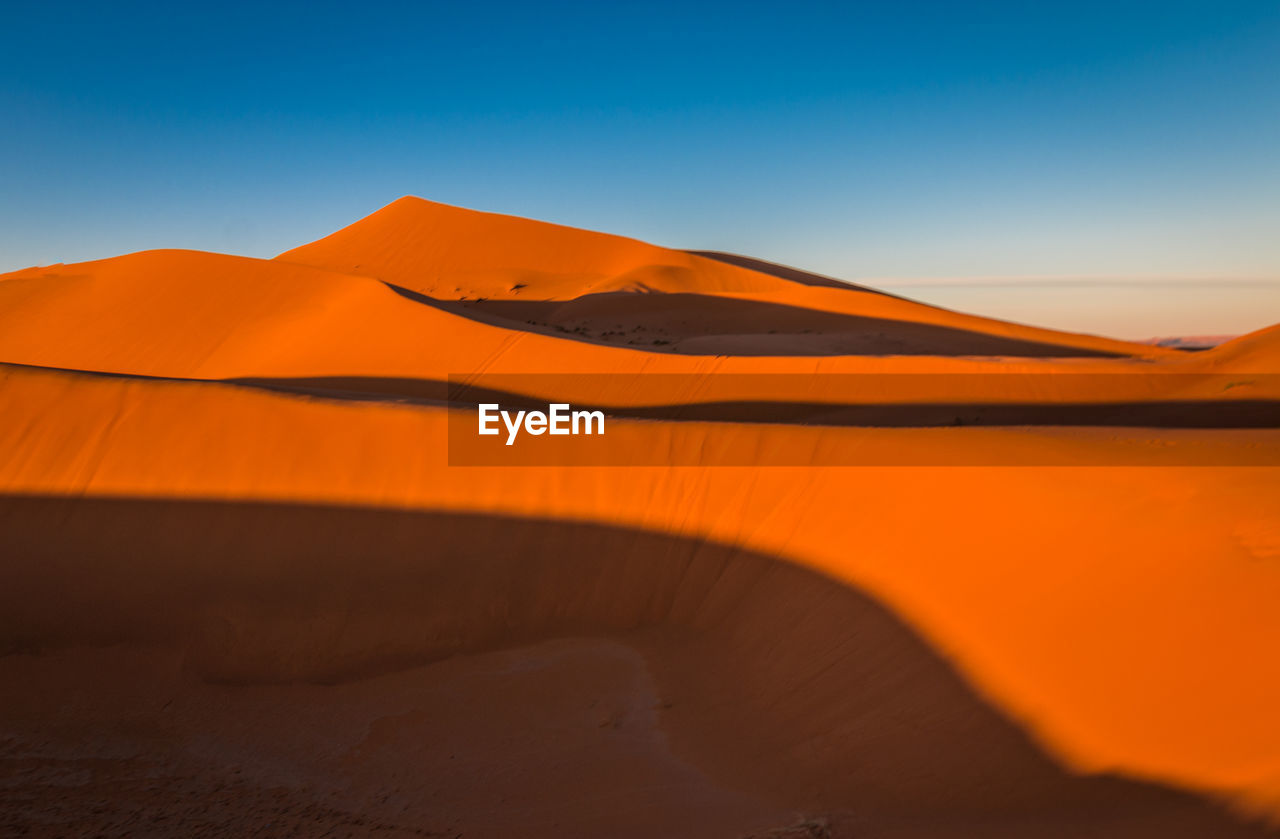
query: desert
[{"left": 1, "top": 196, "right": 1278, "bottom": 837}]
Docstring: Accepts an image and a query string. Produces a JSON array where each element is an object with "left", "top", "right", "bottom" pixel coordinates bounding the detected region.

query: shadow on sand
[
  {"left": 1, "top": 495, "right": 1274, "bottom": 836},
  {"left": 386, "top": 283, "right": 1126, "bottom": 358}
]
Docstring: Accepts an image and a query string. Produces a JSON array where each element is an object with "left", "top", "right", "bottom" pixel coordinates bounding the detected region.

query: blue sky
[{"left": 3, "top": 1, "right": 1277, "bottom": 337}]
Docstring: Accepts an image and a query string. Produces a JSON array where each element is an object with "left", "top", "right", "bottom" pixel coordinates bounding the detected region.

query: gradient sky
[{"left": 3, "top": 1, "right": 1278, "bottom": 338}]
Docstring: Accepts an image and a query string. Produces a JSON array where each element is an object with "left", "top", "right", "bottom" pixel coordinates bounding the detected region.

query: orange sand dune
[
  {"left": 1201, "top": 324, "right": 1280, "bottom": 372},
  {"left": 277, "top": 196, "right": 1168, "bottom": 358},
  {"left": 1, "top": 199, "right": 1279, "bottom": 837}
]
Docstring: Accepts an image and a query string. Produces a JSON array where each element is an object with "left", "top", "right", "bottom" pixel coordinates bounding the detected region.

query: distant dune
[
  {"left": 1, "top": 197, "right": 1278, "bottom": 838},
  {"left": 1145, "top": 335, "right": 1238, "bottom": 349}
]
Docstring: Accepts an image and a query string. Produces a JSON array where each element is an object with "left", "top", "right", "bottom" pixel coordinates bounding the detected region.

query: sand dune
[
  {"left": 1, "top": 198, "right": 1278, "bottom": 837},
  {"left": 1202, "top": 324, "right": 1280, "bottom": 371},
  {"left": 276, "top": 196, "right": 1169, "bottom": 357}
]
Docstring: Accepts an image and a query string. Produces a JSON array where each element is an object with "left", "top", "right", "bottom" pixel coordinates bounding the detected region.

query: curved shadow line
[{"left": 0, "top": 494, "right": 1274, "bottom": 835}]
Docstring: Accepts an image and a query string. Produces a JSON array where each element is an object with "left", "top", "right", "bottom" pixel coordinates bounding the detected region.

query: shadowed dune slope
[
  {"left": 3, "top": 496, "right": 1275, "bottom": 838},
  {"left": 443, "top": 292, "right": 1128, "bottom": 357}
]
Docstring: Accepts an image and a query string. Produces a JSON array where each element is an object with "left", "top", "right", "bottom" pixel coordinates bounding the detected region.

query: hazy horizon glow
[{"left": 3, "top": 1, "right": 1278, "bottom": 339}]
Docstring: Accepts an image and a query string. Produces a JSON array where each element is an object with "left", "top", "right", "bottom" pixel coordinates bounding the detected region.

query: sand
[{"left": 1, "top": 197, "right": 1278, "bottom": 837}]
